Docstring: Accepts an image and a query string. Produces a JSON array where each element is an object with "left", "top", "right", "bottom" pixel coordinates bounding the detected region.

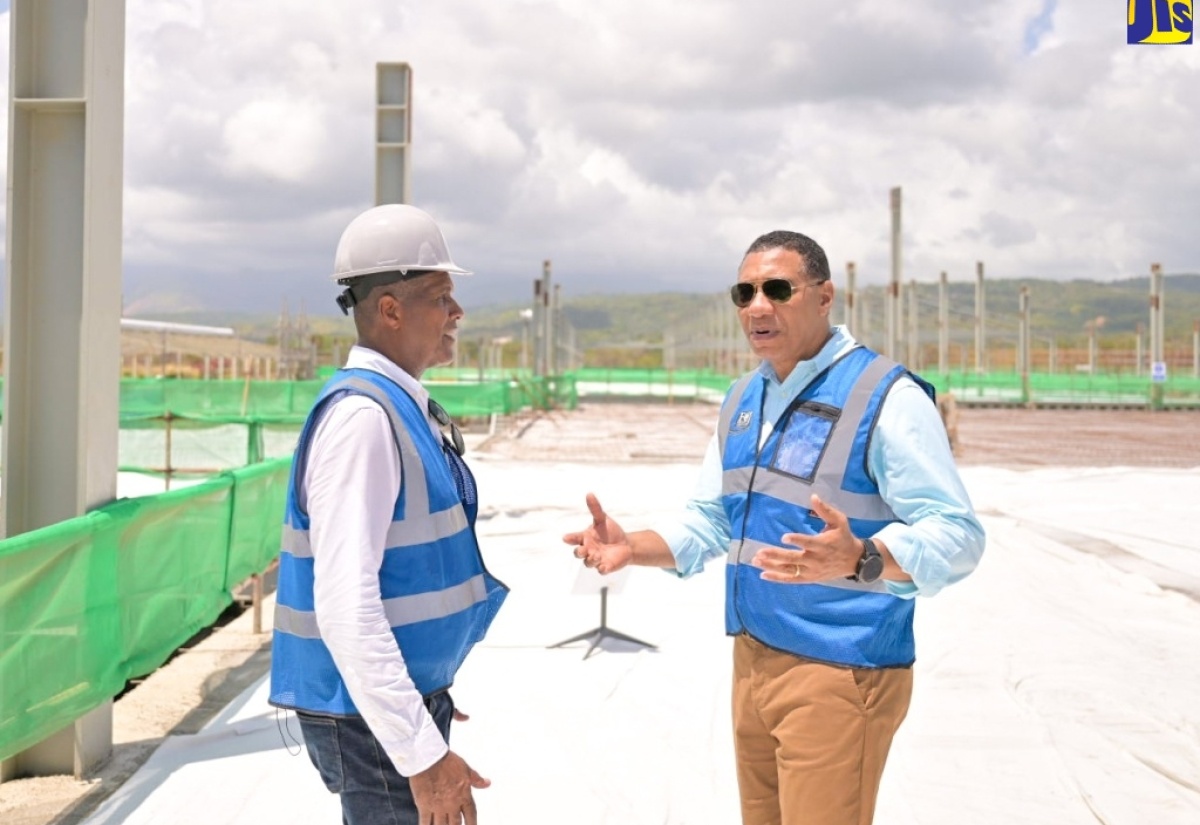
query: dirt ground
[
  {"left": 952, "top": 407, "right": 1200, "bottom": 468},
  {"left": 2, "top": 402, "right": 1197, "bottom": 824},
  {"left": 482, "top": 401, "right": 1200, "bottom": 470}
]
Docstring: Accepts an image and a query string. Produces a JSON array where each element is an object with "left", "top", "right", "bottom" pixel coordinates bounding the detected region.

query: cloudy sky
[{"left": 0, "top": 0, "right": 1197, "bottom": 315}]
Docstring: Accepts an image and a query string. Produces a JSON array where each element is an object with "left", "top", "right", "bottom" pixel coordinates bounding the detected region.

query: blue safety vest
[
  {"left": 269, "top": 369, "right": 508, "bottom": 712},
  {"left": 720, "top": 347, "right": 933, "bottom": 668}
]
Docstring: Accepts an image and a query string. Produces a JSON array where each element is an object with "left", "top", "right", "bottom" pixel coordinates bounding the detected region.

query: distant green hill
[
  {"left": 456, "top": 274, "right": 1200, "bottom": 349},
  {"left": 132, "top": 274, "right": 1200, "bottom": 362}
]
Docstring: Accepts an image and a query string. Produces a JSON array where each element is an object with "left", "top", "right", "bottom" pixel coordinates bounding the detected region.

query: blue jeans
[{"left": 296, "top": 692, "right": 454, "bottom": 825}]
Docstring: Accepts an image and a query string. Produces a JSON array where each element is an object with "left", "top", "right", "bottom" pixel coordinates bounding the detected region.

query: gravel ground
[{"left": 3, "top": 401, "right": 1196, "bottom": 823}]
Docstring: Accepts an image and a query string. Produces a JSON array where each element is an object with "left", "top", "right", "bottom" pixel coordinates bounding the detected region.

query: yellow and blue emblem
[{"left": 1128, "top": 0, "right": 1193, "bottom": 44}]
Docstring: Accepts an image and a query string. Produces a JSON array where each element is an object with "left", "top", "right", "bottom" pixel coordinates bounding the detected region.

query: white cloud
[
  {"left": 0, "top": 0, "right": 1196, "bottom": 314},
  {"left": 219, "top": 96, "right": 327, "bottom": 183}
]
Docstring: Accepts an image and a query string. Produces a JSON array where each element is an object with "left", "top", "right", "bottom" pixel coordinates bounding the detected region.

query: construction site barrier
[
  {"left": 562, "top": 366, "right": 1200, "bottom": 409},
  {"left": 563, "top": 367, "right": 1200, "bottom": 408},
  {"left": 932, "top": 370, "right": 1200, "bottom": 408},
  {"left": 566, "top": 368, "right": 735, "bottom": 402},
  {"left": 0, "top": 374, "right": 578, "bottom": 478},
  {"left": 110, "top": 373, "right": 576, "bottom": 427},
  {"left": 0, "top": 457, "right": 291, "bottom": 764}
]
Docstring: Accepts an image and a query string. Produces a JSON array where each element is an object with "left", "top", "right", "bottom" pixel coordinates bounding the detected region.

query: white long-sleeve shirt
[{"left": 299, "top": 345, "right": 449, "bottom": 776}]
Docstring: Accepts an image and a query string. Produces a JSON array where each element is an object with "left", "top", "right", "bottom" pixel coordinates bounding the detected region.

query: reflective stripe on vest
[
  {"left": 280, "top": 506, "right": 469, "bottom": 557},
  {"left": 274, "top": 574, "right": 492, "bottom": 638}
]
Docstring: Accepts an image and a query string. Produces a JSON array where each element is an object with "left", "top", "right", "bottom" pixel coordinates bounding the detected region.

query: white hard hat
[{"left": 332, "top": 203, "right": 471, "bottom": 282}]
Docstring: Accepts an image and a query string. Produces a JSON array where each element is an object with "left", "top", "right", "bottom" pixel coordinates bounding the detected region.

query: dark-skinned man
[{"left": 271, "top": 204, "right": 508, "bottom": 825}]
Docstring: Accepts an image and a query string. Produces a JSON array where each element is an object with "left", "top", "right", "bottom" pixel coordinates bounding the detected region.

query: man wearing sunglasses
[
  {"left": 566, "top": 230, "right": 984, "bottom": 825},
  {"left": 271, "top": 204, "right": 508, "bottom": 825}
]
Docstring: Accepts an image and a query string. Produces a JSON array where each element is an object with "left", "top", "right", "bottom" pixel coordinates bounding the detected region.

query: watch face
[{"left": 858, "top": 554, "right": 884, "bottom": 584}]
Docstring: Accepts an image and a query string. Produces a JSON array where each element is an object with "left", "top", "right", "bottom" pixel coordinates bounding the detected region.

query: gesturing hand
[
  {"left": 752, "top": 494, "right": 861, "bottom": 583},
  {"left": 562, "top": 493, "right": 633, "bottom": 574}
]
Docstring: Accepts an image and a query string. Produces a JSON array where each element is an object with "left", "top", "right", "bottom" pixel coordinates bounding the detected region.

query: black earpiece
[{"left": 335, "top": 287, "right": 358, "bottom": 316}]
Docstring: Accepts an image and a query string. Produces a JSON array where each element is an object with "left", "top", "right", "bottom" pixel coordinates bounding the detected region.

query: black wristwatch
[{"left": 853, "top": 538, "right": 884, "bottom": 584}]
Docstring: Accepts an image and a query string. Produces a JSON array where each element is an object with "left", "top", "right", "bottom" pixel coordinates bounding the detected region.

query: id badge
[{"left": 769, "top": 401, "right": 839, "bottom": 482}]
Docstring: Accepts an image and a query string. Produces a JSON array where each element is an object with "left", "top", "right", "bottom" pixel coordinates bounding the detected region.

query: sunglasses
[
  {"left": 428, "top": 398, "right": 466, "bottom": 456},
  {"left": 730, "top": 278, "right": 811, "bottom": 308}
]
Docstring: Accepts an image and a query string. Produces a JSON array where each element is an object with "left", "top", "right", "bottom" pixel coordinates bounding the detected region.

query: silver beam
[{"left": 2, "top": 0, "right": 126, "bottom": 779}]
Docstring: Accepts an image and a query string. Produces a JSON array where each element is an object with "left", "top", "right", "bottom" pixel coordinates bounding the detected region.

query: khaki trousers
[{"left": 732, "top": 634, "right": 913, "bottom": 825}]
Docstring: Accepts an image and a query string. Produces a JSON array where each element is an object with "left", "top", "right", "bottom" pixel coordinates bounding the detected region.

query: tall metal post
[
  {"left": 552, "top": 282, "right": 562, "bottom": 375},
  {"left": 1019, "top": 287, "right": 1031, "bottom": 405},
  {"left": 1087, "top": 320, "right": 1098, "bottom": 374},
  {"left": 906, "top": 279, "right": 918, "bottom": 368},
  {"left": 938, "top": 271, "right": 949, "bottom": 376},
  {"left": 542, "top": 260, "right": 554, "bottom": 376},
  {"left": 375, "top": 62, "right": 412, "bottom": 205},
  {"left": 1150, "top": 263, "right": 1164, "bottom": 409},
  {"left": 520, "top": 308, "right": 532, "bottom": 373},
  {"left": 845, "top": 262, "right": 857, "bottom": 336},
  {"left": 1136, "top": 322, "right": 1145, "bottom": 376},
  {"left": 861, "top": 294, "right": 872, "bottom": 348},
  {"left": 888, "top": 187, "right": 902, "bottom": 360},
  {"left": 2, "top": 0, "right": 125, "bottom": 780},
  {"left": 974, "top": 262, "right": 986, "bottom": 374},
  {"left": 1193, "top": 320, "right": 1199, "bottom": 379},
  {"left": 532, "top": 279, "right": 544, "bottom": 377}
]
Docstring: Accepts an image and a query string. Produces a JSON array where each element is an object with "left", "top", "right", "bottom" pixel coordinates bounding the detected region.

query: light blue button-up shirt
[{"left": 655, "top": 326, "right": 985, "bottom": 598}]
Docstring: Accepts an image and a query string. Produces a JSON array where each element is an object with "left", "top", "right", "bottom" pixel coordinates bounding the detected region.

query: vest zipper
[{"left": 731, "top": 382, "right": 769, "bottom": 630}]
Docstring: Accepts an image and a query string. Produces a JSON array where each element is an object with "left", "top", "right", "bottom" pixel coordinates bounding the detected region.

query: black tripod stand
[{"left": 547, "top": 586, "right": 657, "bottom": 660}]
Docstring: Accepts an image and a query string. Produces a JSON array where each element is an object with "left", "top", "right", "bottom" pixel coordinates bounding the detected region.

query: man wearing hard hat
[{"left": 270, "top": 204, "right": 508, "bottom": 825}]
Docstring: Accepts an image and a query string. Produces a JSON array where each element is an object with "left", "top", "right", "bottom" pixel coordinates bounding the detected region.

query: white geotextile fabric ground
[{"left": 83, "top": 460, "right": 1200, "bottom": 825}]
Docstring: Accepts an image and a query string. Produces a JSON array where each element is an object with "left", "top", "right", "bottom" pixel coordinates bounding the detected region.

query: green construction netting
[
  {"left": 0, "top": 457, "right": 290, "bottom": 764},
  {"left": 567, "top": 368, "right": 736, "bottom": 401},
  {"left": 2, "top": 375, "right": 579, "bottom": 476},
  {"left": 0, "top": 374, "right": 577, "bottom": 428},
  {"left": 928, "top": 370, "right": 1200, "bottom": 407}
]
